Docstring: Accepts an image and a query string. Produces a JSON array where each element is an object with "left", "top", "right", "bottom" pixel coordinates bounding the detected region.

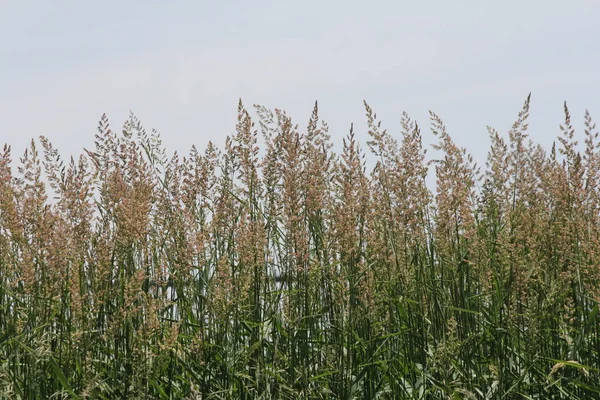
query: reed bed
[{"left": 0, "top": 97, "right": 599, "bottom": 399}]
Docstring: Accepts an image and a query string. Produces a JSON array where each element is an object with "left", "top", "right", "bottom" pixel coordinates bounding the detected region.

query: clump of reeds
[{"left": 0, "top": 96, "right": 599, "bottom": 399}]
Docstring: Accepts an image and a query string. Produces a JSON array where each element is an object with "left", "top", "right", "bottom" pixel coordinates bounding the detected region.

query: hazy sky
[{"left": 2, "top": 1, "right": 599, "bottom": 167}]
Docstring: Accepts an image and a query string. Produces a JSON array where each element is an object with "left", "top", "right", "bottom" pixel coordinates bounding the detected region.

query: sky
[{"left": 1, "top": 1, "right": 600, "bottom": 170}]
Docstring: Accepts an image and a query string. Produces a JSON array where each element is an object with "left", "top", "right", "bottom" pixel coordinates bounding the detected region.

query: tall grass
[{"left": 1, "top": 97, "right": 599, "bottom": 399}]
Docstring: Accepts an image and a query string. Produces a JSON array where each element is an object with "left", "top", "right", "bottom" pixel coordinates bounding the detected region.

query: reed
[{"left": 0, "top": 97, "right": 599, "bottom": 399}]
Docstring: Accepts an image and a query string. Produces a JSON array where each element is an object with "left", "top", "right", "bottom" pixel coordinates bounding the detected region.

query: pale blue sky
[{"left": 1, "top": 1, "right": 599, "bottom": 166}]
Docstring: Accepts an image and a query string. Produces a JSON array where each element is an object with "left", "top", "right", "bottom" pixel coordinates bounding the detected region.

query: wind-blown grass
[{"left": 0, "top": 96, "right": 599, "bottom": 399}]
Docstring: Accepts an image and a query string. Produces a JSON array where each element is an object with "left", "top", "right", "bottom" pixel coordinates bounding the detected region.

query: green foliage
[{"left": 0, "top": 99, "right": 599, "bottom": 398}]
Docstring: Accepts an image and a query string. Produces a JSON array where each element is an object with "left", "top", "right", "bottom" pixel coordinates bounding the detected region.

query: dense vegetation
[{"left": 1, "top": 96, "right": 599, "bottom": 398}]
